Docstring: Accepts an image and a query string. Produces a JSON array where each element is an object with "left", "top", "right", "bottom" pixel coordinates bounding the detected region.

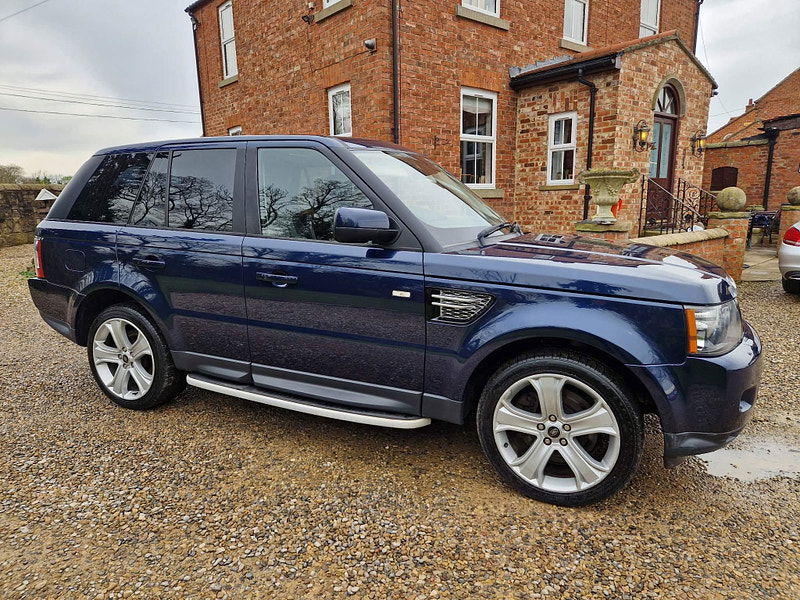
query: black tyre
[
  {"left": 782, "top": 278, "right": 800, "bottom": 295},
  {"left": 476, "top": 350, "right": 644, "bottom": 507},
  {"left": 87, "top": 303, "right": 184, "bottom": 410}
]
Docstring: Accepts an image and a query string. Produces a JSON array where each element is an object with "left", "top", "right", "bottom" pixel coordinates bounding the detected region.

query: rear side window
[
  {"left": 168, "top": 149, "right": 236, "bottom": 231},
  {"left": 67, "top": 152, "right": 152, "bottom": 223},
  {"left": 129, "top": 152, "right": 168, "bottom": 228},
  {"left": 257, "top": 147, "right": 372, "bottom": 240}
]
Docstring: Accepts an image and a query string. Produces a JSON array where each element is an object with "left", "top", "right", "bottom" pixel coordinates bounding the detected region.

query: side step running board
[{"left": 186, "top": 374, "right": 431, "bottom": 430}]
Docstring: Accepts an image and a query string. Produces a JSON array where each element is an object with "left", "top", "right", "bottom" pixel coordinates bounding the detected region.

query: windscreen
[{"left": 353, "top": 150, "right": 506, "bottom": 247}]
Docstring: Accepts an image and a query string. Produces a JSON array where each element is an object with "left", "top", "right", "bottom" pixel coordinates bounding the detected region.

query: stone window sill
[
  {"left": 218, "top": 74, "right": 239, "bottom": 88},
  {"left": 471, "top": 188, "right": 504, "bottom": 199},
  {"left": 315, "top": 0, "right": 352, "bottom": 23},
  {"left": 455, "top": 6, "right": 510, "bottom": 31},
  {"left": 539, "top": 184, "right": 580, "bottom": 191},
  {"left": 559, "top": 38, "right": 591, "bottom": 52}
]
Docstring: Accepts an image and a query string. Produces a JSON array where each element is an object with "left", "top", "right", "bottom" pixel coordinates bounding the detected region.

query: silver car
[{"left": 778, "top": 218, "right": 800, "bottom": 294}]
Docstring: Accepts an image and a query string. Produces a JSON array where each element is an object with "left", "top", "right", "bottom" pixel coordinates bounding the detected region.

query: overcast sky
[{"left": 0, "top": 0, "right": 797, "bottom": 176}]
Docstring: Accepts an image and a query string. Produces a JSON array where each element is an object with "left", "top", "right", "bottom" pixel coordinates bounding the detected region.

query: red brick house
[
  {"left": 186, "top": 0, "right": 713, "bottom": 234},
  {"left": 702, "top": 68, "right": 800, "bottom": 212}
]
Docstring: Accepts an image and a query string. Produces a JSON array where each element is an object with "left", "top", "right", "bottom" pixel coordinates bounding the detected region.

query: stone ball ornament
[
  {"left": 715, "top": 186, "right": 747, "bottom": 212},
  {"left": 788, "top": 186, "right": 800, "bottom": 206}
]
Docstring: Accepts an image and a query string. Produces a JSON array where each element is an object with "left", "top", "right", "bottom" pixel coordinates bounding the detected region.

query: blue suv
[{"left": 29, "top": 136, "right": 762, "bottom": 506}]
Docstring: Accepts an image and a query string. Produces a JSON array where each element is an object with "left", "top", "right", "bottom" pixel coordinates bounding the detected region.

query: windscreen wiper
[{"left": 477, "top": 221, "right": 521, "bottom": 246}]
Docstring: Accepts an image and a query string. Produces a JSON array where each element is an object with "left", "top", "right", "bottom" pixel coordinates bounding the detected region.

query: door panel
[
  {"left": 243, "top": 239, "right": 426, "bottom": 413},
  {"left": 117, "top": 143, "right": 248, "bottom": 381},
  {"left": 242, "top": 141, "right": 426, "bottom": 415}
]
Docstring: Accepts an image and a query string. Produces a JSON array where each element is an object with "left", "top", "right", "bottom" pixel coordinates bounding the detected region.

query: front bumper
[{"left": 629, "top": 321, "right": 762, "bottom": 466}]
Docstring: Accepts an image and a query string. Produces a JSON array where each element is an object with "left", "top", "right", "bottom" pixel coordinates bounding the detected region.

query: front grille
[{"left": 428, "top": 288, "right": 493, "bottom": 324}]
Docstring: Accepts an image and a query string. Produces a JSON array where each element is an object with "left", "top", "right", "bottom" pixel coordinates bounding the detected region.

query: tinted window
[
  {"left": 129, "top": 152, "right": 168, "bottom": 228},
  {"left": 257, "top": 148, "right": 372, "bottom": 240},
  {"left": 67, "top": 152, "right": 152, "bottom": 223},
  {"left": 167, "top": 149, "right": 235, "bottom": 231}
]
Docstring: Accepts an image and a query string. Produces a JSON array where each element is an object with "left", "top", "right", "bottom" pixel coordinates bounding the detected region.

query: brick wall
[
  {"left": 702, "top": 142, "right": 769, "bottom": 206},
  {"left": 191, "top": 0, "right": 699, "bottom": 220},
  {"left": 192, "top": 0, "right": 394, "bottom": 140},
  {"left": 0, "top": 185, "right": 63, "bottom": 247},
  {"left": 770, "top": 129, "right": 800, "bottom": 209},
  {"left": 512, "top": 37, "right": 713, "bottom": 234}
]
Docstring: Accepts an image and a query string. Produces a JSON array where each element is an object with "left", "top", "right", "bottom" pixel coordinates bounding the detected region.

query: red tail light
[
  {"left": 784, "top": 226, "right": 800, "bottom": 247},
  {"left": 33, "top": 236, "right": 45, "bottom": 278}
]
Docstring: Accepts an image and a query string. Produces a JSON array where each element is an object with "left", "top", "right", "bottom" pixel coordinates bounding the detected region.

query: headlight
[{"left": 685, "top": 299, "right": 743, "bottom": 355}]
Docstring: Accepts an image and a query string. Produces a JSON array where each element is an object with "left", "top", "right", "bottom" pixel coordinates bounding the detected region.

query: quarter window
[
  {"left": 563, "top": 0, "right": 589, "bottom": 45},
  {"left": 219, "top": 1, "right": 238, "bottom": 79},
  {"left": 328, "top": 83, "right": 352, "bottom": 137},
  {"left": 460, "top": 88, "right": 497, "bottom": 188},
  {"left": 67, "top": 152, "right": 151, "bottom": 223},
  {"left": 461, "top": 0, "right": 499, "bottom": 18},
  {"left": 256, "top": 147, "right": 372, "bottom": 241},
  {"left": 129, "top": 152, "right": 168, "bottom": 228},
  {"left": 167, "top": 149, "right": 236, "bottom": 231},
  {"left": 547, "top": 112, "right": 577, "bottom": 185},
  {"left": 639, "top": 0, "right": 660, "bottom": 37}
]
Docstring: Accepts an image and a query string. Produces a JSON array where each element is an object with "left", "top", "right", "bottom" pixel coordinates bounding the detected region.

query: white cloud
[
  {"left": 699, "top": 0, "right": 800, "bottom": 133},
  {"left": 0, "top": 0, "right": 200, "bottom": 176}
]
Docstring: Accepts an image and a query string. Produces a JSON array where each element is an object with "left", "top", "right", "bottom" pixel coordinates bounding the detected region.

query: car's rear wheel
[
  {"left": 87, "top": 303, "right": 184, "bottom": 410},
  {"left": 476, "top": 351, "right": 643, "bottom": 506},
  {"left": 782, "top": 278, "right": 800, "bottom": 294}
]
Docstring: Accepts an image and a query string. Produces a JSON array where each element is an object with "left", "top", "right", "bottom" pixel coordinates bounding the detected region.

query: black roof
[{"left": 94, "top": 135, "right": 409, "bottom": 156}]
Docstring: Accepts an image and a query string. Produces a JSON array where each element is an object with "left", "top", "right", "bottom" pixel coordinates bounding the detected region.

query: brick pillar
[
  {"left": 706, "top": 211, "right": 750, "bottom": 281},
  {"left": 575, "top": 220, "right": 632, "bottom": 242},
  {"left": 778, "top": 204, "right": 800, "bottom": 243}
]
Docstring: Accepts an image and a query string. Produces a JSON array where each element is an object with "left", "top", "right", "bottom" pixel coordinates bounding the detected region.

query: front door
[
  {"left": 646, "top": 85, "right": 680, "bottom": 222},
  {"left": 242, "top": 142, "right": 426, "bottom": 415},
  {"left": 117, "top": 143, "right": 249, "bottom": 381},
  {"left": 647, "top": 116, "right": 677, "bottom": 220}
]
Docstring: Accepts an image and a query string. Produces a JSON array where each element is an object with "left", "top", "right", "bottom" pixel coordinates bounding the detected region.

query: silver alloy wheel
[
  {"left": 92, "top": 318, "right": 154, "bottom": 400},
  {"left": 492, "top": 373, "right": 621, "bottom": 493}
]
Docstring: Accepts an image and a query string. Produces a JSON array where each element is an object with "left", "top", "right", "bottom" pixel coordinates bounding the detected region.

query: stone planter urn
[{"left": 578, "top": 168, "right": 640, "bottom": 224}]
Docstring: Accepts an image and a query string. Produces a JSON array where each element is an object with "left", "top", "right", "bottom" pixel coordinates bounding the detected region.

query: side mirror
[{"left": 334, "top": 207, "right": 400, "bottom": 245}]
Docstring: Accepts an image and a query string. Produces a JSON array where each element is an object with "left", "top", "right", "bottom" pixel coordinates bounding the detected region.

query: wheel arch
[
  {"left": 460, "top": 334, "right": 658, "bottom": 421},
  {"left": 73, "top": 285, "right": 168, "bottom": 347}
]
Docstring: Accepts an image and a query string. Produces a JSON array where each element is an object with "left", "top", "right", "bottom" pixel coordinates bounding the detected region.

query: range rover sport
[{"left": 28, "top": 136, "right": 762, "bottom": 506}]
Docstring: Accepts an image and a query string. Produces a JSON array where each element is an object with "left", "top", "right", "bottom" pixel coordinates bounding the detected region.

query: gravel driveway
[{"left": 1, "top": 243, "right": 798, "bottom": 599}]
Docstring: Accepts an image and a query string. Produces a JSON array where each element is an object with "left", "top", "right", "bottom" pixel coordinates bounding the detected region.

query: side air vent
[{"left": 428, "top": 288, "right": 494, "bottom": 324}]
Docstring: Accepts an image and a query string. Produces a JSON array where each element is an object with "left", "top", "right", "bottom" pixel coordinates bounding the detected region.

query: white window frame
[
  {"left": 563, "top": 0, "right": 589, "bottom": 46},
  {"left": 227, "top": 126, "right": 242, "bottom": 136},
  {"left": 218, "top": 1, "right": 238, "bottom": 79},
  {"left": 461, "top": 0, "right": 500, "bottom": 19},
  {"left": 460, "top": 87, "right": 497, "bottom": 189},
  {"left": 639, "top": 0, "right": 661, "bottom": 37},
  {"left": 547, "top": 111, "right": 578, "bottom": 185},
  {"left": 328, "top": 83, "right": 352, "bottom": 137}
]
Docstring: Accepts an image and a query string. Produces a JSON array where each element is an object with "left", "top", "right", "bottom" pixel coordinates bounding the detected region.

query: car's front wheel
[
  {"left": 782, "top": 278, "right": 800, "bottom": 295},
  {"left": 87, "top": 303, "right": 184, "bottom": 410},
  {"left": 476, "top": 350, "right": 644, "bottom": 506}
]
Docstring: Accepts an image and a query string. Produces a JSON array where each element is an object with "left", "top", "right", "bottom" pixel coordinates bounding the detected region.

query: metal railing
[{"left": 638, "top": 177, "right": 711, "bottom": 236}]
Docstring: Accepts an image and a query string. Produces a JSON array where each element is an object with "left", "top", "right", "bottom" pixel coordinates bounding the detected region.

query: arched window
[{"left": 656, "top": 85, "right": 679, "bottom": 116}]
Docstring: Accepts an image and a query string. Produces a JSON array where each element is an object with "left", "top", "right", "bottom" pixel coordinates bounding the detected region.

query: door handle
[
  {"left": 256, "top": 271, "right": 298, "bottom": 287},
  {"left": 132, "top": 255, "right": 166, "bottom": 271}
]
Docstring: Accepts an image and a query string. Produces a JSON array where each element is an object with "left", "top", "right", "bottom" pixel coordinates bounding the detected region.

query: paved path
[{"left": 742, "top": 246, "right": 781, "bottom": 282}]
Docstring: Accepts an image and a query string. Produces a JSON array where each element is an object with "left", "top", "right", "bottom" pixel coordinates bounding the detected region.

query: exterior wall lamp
[
  {"left": 633, "top": 120, "right": 653, "bottom": 152},
  {"left": 691, "top": 131, "right": 707, "bottom": 156}
]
